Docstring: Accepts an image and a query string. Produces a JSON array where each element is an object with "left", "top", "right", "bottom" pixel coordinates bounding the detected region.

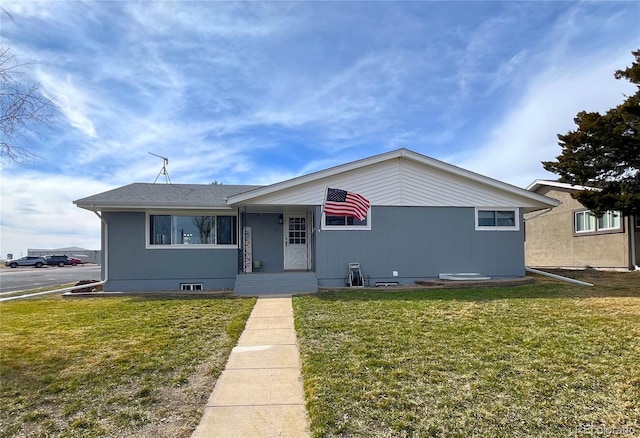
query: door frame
[{"left": 283, "top": 212, "right": 311, "bottom": 270}]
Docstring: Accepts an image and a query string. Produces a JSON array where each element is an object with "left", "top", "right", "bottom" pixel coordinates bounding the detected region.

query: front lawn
[
  {"left": 0, "top": 294, "right": 255, "bottom": 437},
  {"left": 294, "top": 274, "right": 640, "bottom": 437}
]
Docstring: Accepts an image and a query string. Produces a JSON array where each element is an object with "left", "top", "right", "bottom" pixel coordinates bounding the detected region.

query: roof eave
[
  {"left": 526, "top": 179, "right": 596, "bottom": 192},
  {"left": 74, "top": 202, "right": 233, "bottom": 211}
]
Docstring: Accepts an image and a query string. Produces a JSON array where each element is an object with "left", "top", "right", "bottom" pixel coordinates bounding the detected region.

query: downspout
[
  {"left": 238, "top": 206, "right": 242, "bottom": 274},
  {"left": 630, "top": 215, "right": 638, "bottom": 270},
  {"left": 93, "top": 210, "right": 108, "bottom": 284},
  {"left": 525, "top": 267, "right": 593, "bottom": 286}
]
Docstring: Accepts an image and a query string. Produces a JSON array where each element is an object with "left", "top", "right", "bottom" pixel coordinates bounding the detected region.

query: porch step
[{"left": 233, "top": 272, "right": 318, "bottom": 295}]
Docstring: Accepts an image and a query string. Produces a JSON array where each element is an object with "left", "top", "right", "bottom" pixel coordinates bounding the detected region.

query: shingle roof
[{"left": 74, "top": 183, "right": 263, "bottom": 210}]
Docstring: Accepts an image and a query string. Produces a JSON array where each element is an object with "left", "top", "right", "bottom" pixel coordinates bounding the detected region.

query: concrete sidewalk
[{"left": 191, "top": 296, "right": 310, "bottom": 438}]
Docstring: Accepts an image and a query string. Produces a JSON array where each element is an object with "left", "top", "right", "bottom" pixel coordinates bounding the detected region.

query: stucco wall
[
  {"left": 315, "top": 205, "right": 525, "bottom": 286},
  {"left": 524, "top": 187, "right": 630, "bottom": 269}
]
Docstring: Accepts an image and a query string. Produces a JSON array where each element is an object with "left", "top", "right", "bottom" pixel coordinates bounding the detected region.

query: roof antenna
[{"left": 149, "top": 152, "right": 172, "bottom": 184}]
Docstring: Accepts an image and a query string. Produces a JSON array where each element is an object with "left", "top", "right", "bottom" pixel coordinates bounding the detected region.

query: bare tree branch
[{"left": 0, "top": 45, "right": 59, "bottom": 164}]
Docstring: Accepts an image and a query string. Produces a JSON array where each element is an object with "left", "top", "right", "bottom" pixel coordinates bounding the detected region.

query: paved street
[{"left": 0, "top": 265, "right": 101, "bottom": 293}]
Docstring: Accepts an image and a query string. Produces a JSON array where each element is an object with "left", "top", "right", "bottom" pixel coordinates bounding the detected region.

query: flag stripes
[{"left": 324, "top": 188, "right": 370, "bottom": 221}]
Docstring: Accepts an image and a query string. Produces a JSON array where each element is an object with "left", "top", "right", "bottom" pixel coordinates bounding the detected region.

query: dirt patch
[
  {"left": 416, "top": 276, "right": 534, "bottom": 289},
  {"left": 129, "top": 361, "right": 219, "bottom": 437},
  {"left": 530, "top": 268, "right": 640, "bottom": 289}
]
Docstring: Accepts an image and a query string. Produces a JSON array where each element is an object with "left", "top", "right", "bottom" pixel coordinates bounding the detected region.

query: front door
[{"left": 284, "top": 214, "right": 308, "bottom": 270}]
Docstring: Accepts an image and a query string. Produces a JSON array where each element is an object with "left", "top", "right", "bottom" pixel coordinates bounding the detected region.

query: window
[
  {"left": 322, "top": 211, "right": 371, "bottom": 230},
  {"left": 288, "top": 217, "right": 307, "bottom": 244},
  {"left": 575, "top": 211, "right": 596, "bottom": 233},
  {"left": 574, "top": 210, "right": 622, "bottom": 234},
  {"left": 635, "top": 215, "right": 640, "bottom": 229},
  {"left": 149, "top": 214, "right": 237, "bottom": 246},
  {"left": 475, "top": 208, "right": 519, "bottom": 231},
  {"left": 597, "top": 210, "right": 621, "bottom": 231}
]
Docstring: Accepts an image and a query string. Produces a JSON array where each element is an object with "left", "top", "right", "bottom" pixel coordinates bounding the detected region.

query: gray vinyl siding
[
  {"left": 102, "top": 206, "right": 525, "bottom": 291},
  {"left": 103, "top": 212, "right": 238, "bottom": 291},
  {"left": 315, "top": 206, "right": 525, "bottom": 287}
]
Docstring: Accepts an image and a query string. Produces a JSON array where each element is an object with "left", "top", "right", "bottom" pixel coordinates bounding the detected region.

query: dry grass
[
  {"left": 0, "top": 294, "right": 255, "bottom": 437},
  {"left": 294, "top": 272, "right": 640, "bottom": 437}
]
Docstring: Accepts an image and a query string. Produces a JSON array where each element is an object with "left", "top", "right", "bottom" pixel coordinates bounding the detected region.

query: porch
[{"left": 238, "top": 206, "right": 315, "bottom": 274}]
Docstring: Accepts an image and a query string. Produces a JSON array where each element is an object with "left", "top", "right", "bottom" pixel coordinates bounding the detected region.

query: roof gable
[{"left": 228, "top": 149, "right": 558, "bottom": 210}]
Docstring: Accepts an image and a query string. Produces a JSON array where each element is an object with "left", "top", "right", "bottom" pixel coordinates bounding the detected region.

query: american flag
[{"left": 324, "top": 188, "right": 370, "bottom": 221}]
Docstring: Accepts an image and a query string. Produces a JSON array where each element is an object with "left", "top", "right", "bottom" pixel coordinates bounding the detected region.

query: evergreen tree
[{"left": 543, "top": 50, "right": 640, "bottom": 216}]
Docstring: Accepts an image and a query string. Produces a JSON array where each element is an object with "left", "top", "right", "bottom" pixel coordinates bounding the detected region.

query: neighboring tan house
[
  {"left": 525, "top": 180, "right": 640, "bottom": 271},
  {"left": 74, "top": 149, "right": 558, "bottom": 294}
]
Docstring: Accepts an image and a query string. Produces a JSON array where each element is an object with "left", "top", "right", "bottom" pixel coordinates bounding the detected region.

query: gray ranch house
[{"left": 74, "top": 148, "right": 558, "bottom": 294}]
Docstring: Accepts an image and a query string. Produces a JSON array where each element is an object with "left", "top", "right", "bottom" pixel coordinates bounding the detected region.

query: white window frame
[
  {"left": 321, "top": 209, "right": 371, "bottom": 231},
  {"left": 574, "top": 209, "right": 622, "bottom": 234},
  {"left": 596, "top": 210, "right": 621, "bottom": 231},
  {"left": 475, "top": 208, "right": 520, "bottom": 231},
  {"left": 574, "top": 210, "right": 596, "bottom": 233},
  {"left": 146, "top": 211, "right": 239, "bottom": 249}
]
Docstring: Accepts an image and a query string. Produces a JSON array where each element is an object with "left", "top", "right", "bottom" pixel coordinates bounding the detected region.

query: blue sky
[{"left": 0, "top": 1, "right": 638, "bottom": 258}]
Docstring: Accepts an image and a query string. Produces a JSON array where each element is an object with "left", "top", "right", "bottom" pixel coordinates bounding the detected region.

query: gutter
[{"left": 525, "top": 267, "right": 593, "bottom": 286}]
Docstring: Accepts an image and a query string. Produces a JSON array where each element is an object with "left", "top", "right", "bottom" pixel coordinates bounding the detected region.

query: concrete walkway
[{"left": 191, "top": 296, "right": 310, "bottom": 438}]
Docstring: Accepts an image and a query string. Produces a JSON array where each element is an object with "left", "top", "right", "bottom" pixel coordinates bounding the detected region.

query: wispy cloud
[
  {"left": 37, "top": 71, "right": 98, "bottom": 138},
  {"left": 453, "top": 48, "right": 637, "bottom": 186}
]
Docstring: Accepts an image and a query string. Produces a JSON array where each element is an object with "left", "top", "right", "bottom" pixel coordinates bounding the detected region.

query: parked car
[
  {"left": 68, "top": 257, "right": 83, "bottom": 266},
  {"left": 45, "top": 255, "right": 71, "bottom": 267},
  {"left": 4, "top": 256, "right": 46, "bottom": 268}
]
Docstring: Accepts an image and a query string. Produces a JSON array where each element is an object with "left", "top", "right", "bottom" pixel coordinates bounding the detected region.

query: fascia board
[
  {"left": 74, "top": 202, "right": 233, "bottom": 211},
  {"left": 526, "top": 179, "right": 595, "bottom": 192}
]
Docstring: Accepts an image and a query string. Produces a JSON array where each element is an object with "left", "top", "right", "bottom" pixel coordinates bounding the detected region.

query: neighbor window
[
  {"left": 574, "top": 210, "right": 622, "bottom": 234},
  {"left": 149, "top": 214, "right": 237, "bottom": 246},
  {"left": 475, "top": 208, "right": 519, "bottom": 230},
  {"left": 322, "top": 212, "right": 371, "bottom": 230},
  {"left": 575, "top": 211, "right": 596, "bottom": 233},
  {"left": 597, "top": 210, "right": 621, "bottom": 231},
  {"left": 635, "top": 215, "right": 640, "bottom": 228}
]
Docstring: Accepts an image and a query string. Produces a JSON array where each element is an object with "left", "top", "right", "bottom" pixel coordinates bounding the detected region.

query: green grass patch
[
  {"left": 1, "top": 294, "right": 256, "bottom": 437},
  {"left": 294, "top": 279, "right": 640, "bottom": 437}
]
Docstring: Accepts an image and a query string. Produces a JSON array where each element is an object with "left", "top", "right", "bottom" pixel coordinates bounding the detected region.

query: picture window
[{"left": 149, "top": 214, "right": 237, "bottom": 246}]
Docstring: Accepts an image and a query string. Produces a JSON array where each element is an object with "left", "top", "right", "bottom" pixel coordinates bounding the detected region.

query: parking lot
[{"left": 0, "top": 265, "right": 102, "bottom": 293}]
